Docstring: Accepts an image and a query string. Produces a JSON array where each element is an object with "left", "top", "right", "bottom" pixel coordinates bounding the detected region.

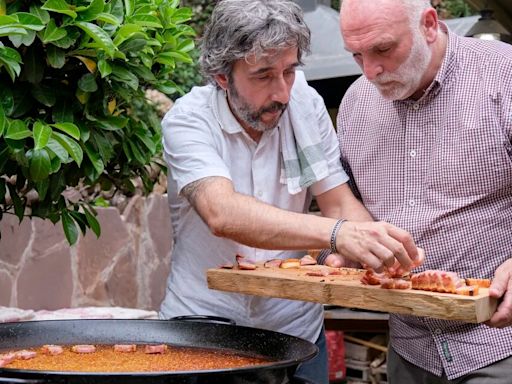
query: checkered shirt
[{"left": 337, "top": 25, "right": 512, "bottom": 380}]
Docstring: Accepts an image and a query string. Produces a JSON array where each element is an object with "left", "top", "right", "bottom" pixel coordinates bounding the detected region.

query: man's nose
[
  {"left": 362, "top": 59, "right": 384, "bottom": 81},
  {"left": 271, "top": 76, "right": 291, "bottom": 104}
]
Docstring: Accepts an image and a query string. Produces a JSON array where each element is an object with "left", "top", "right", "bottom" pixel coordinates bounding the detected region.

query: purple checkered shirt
[{"left": 337, "top": 24, "right": 512, "bottom": 380}]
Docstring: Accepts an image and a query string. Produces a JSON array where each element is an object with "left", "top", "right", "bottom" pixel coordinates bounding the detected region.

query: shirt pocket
[{"left": 427, "top": 114, "right": 512, "bottom": 199}]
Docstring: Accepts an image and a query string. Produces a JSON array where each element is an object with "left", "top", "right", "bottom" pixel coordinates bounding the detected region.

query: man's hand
[
  {"left": 334, "top": 221, "right": 421, "bottom": 273},
  {"left": 486, "top": 258, "right": 512, "bottom": 328},
  {"left": 324, "top": 254, "right": 360, "bottom": 268}
]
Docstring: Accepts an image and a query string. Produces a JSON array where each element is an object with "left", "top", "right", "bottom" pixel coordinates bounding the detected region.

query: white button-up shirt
[{"left": 160, "top": 72, "right": 348, "bottom": 342}]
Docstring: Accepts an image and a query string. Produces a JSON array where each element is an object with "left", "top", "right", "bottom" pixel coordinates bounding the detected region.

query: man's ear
[
  {"left": 214, "top": 74, "right": 228, "bottom": 90},
  {"left": 422, "top": 8, "right": 439, "bottom": 43}
]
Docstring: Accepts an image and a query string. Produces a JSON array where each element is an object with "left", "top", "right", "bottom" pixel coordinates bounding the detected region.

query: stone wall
[{"left": 0, "top": 194, "right": 172, "bottom": 311}]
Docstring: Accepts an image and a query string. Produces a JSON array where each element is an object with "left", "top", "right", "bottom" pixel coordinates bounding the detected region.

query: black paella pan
[{"left": 0, "top": 318, "right": 318, "bottom": 384}]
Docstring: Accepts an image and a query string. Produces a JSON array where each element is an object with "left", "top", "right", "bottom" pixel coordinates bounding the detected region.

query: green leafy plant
[{"left": 0, "top": 0, "right": 195, "bottom": 244}]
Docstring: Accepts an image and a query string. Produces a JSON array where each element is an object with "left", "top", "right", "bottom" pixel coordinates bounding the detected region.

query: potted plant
[{"left": 0, "top": 0, "right": 195, "bottom": 244}]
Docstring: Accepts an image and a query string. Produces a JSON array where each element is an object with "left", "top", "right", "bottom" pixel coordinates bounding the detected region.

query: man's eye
[{"left": 377, "top": 47, "right": 391, "bottom": 54}]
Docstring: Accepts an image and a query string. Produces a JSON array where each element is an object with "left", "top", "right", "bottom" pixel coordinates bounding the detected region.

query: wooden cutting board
[{"left": 207, "top": 265, "right": 497, "bottom": 323}]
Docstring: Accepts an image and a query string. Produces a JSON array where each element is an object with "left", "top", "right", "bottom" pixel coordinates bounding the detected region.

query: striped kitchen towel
[{"left": 279, "top": 106, "right": 329, "bottom": 195}]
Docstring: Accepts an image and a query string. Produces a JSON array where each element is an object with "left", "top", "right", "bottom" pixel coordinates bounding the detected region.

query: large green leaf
[
  {"left": 46, "top": 45, "right": 66, "bottom": 68},
  {"left": 0, "top": 46, "right": 22, "bottom": 81},
  {"left": 41, "top": 0, "right": 77, "bottom": 19},
  {"left": 75, "top": 21, "right": 116, "bottom": 58},
  {"left": 35, "top": 178, "right": 49, "bottom": 201},
  {"left": 50, "top": 30, "right": 78, "bottom": 49},
  {"left": 0, "top": 15, "right": 18, "bottom": 26},
  {"left": 97, "top": 58, "right": 111, "bottom": 77},
  {"left": 84, "top": 206, "right": 101, "bottom": 237},
  {"left": 69, "top": 210, "right": 87, "bottom": 235},
  {"left": 84, "top": 141, "right": 104, "bottom": 176},
  {"left": 42, "top": 19, "right": 67, "bottom": 43},
  {"left": 27, "top": 148, "right": 51, "bottom": 181},
  {"left": 13, "top": 12, "right": 45, "bottom": 31},
  {"left": 128, "top": 14, "right": 162, "bottom": 29},
  {"left": 95, "top": 12, "right": 120, "bottom": 26},
  {"left": 29, "top": 4, "right": 51, "bottom": 24},
  {"left": 78, "top": 73, "right": 98, "bottom": 92},
  {"left": 46, "top": 137, "right": 69, "bottom": 162},
  {"left": 52, "top": 131, "right": 83, "bottom": 165},
  {"left": 51, "top": 122, "right": 80, "bottom": 140},
  {"left": 9, "top": 29, "right": 36, "bottom": 48},
  {"left": 33, "top": 121, "right": 52, "bottom": 150},
  {"left": 77, "top": 0, "right": 105, "bottom": 22},
  {"left": 61, "top": 209, "right": 79, "bottom": 245},
  {"left": 112, "top": 23, "right": 143, "bottom": 46},
  {"left": 0, "top": 26, "right": 27, "bottom": 37},
  {"left": 124, "top": 0, "right": 134, "bottom": 17},
  {"left": 5, "top": 119, "right": 31, "bottom": 140},
  {"left": 110, "top": 63, "right": 138, "bottom": 90}
]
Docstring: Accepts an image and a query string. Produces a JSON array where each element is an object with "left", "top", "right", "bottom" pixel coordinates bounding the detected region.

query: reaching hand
[{"left": 334, "top": 221, "right": 421, "bottom": 273}]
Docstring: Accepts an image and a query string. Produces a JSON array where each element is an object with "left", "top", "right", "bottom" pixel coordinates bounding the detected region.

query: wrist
[{"left": 330, "top": 219, "right": 347, "bottom": 254}]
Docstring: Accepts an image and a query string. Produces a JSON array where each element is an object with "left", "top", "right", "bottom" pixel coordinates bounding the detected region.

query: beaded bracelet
[
  {"left": 330, "top": 219, "right": 346, "bottom": 254},
  {"left": 316, "top": 248, "right": 331, "bottom": 265}
]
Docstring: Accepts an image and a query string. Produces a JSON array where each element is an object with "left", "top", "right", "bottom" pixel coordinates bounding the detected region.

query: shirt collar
[
  {"left": 211, "top": 86, "right": 244, "bottom": 134},
  {"left": 428, "top": 21, "right": 459, "bottom": 97}
]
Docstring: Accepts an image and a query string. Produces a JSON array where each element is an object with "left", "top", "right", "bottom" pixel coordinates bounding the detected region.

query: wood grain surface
[{"left": 207, "top": 265, "right": 497, "bottom": 323}]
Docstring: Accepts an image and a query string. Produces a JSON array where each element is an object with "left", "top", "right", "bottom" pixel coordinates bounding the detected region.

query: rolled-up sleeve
[{"left": 161, "top": 110, "right": 231, "bottom": 195}]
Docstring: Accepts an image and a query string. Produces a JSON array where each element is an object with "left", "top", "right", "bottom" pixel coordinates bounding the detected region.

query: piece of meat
[
  {"left": 360, "top": 270, "right": 386, "bottom": 285},
  {"left": 264, "top": 259, "right": 282, "bottom": 268},
  {"left": 15, "top": 350, "right": 37, "bottom": 360},
  {"left": 144, "top": 344, "right": 167, "bottom": 354},
  {"left": 236, "top": 254, "right": 257, "bottom": 270},
  {"left": 41, "top": 344, "right": 64, "bottom": 355},
  {"left": 113, "top": 344, "right": 137, "bottom": 352},
  {"left": 465, "top": 278, "right": 491, "bottom": 288},
  {"left": 0, "top": 352, "right": 16, "bottom": 367},
  {"left": 300, "top": 255, "right": 317, "bottom": 266},
  {"left": 411, "top": 270, "right": 465, "bottom": 293},
  {"left": 455, "top": 285, "right": 480, "bottom": 296},
  {"left": 305, "top": 267, "right": 331, "bottom": 277},
  {"left": 380, "top": 278, "right": 412, "bottom": 290},
  {"left": 280, "top": 258, "right": 301, "bottom": 269},
  {"left": 71, "top": 345, "right": 96, "bottom": 353}
]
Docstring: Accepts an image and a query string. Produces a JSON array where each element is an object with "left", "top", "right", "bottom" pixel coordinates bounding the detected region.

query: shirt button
[
  {"left": 408, "top": 200, "right": 416, "bottom": 207},
  {"left": 413, "top": 103, "right": 420, "bottom": 110},
  {"left": 434, "top": 328, "right": 442, "bottom": 335},
  {"left": 409, "top": 149, "right": 417, "bottom": 157},
  {"left": 257, "top": 191, "right": 263, "bottom": 197}
]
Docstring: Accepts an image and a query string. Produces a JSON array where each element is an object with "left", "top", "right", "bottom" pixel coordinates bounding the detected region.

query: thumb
[
  {"left": 489, "top": 274, "right": 509, "bottom": 299},
  {"left": 324, "top": 254, "right": 343, "bottom": 268}
]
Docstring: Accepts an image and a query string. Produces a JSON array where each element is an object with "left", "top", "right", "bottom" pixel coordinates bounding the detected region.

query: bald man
[{"left": 337, "top": 0, "right": 512, "bottom": 383}]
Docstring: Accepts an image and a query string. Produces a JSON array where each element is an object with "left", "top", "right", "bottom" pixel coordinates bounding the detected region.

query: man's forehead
[
  {"left": 240, "top": 48, "right": 299, "bottom": 71},
  {"left": 341, "top": 0, "right": 408, "bottom": 28}
]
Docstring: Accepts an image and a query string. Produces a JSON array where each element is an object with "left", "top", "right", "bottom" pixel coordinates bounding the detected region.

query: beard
[
  {"left": 227, "top": 81, "right": 288, "bottom": 132},
  {"left": 371, "top": 28, "right": 432, "bottom": 100}
]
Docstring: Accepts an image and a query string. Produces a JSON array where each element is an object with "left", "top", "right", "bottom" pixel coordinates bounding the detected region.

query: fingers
[
  {"left": 486, "top": 289, "right": 512, "bottom": 328},
  {"left": 335, "top": 221, "right": 420, "bottom": 272},
  {"left": 486, "top": 260, "right": 512, "bottom": 328}
]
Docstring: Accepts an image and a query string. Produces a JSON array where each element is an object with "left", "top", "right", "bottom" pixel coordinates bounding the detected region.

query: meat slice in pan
[{"left": 71, "top": 345, "right": 96, "bottom": 353}]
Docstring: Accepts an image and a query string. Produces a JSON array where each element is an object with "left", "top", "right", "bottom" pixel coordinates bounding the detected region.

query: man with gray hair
[
  {"left": 338, "top": 0, "right": 512, "bottom": 382},
  {"left": 160, "top": 0, "right": 422, "bottom": 381}
]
